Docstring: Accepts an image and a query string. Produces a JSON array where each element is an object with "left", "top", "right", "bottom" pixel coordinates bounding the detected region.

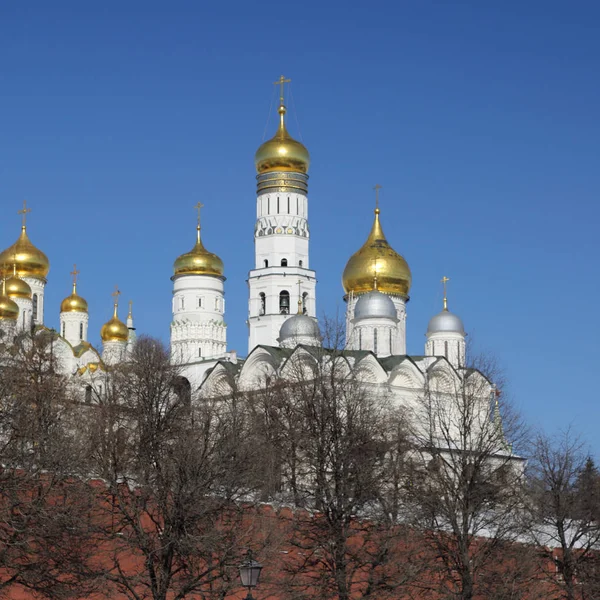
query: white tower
[
  {"left": 342, "top": 192, "right": 411, "bottom": 355},
  {"left": 170, "top": 204, "right": 227, "bottom": 364},
  {"left": 4, "top": 265, "right": 33, "bottom": 332},
  {"left": 248, "top": 76, "right": 316, "bottom": 351},
  {"left": 425, "top": 277, "right": 466, "bottom": 368},
  {"left": 101, "top": 287, "right": 129, "bottom": 366},
  {"left": 0, "top": 202, "right": 50, "bottom": 326},
  {"left": 59, "top": 265, "right": 89, "bottom": 346},
  {"left": 126, "top": 300, "right": 137, "bottom": 356}
]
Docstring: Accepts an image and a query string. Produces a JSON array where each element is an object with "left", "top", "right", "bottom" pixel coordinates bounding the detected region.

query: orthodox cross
[
  {"left": 112, "top": 285, "right": 121, "bottom": 307},
  {"left": 373, "top": 184, "right": 382, "bottom": 210},
  {"left": 441, "top": 276, "right": 450, "bottom": 310},
  {"left": 194, "top": 202, "right": 204, "bottom": 228},
  {"left": 274, "top": 75, "right": 291, "bottom": 105},
  {"left": 128, "top": 299, "right": 133, "bottom": 318},
  {"left": 18, "top": 200, "right": 31, "bottom": 227},
  {"left": 70, "top": 264, "right": 80, "bottom": 286}
]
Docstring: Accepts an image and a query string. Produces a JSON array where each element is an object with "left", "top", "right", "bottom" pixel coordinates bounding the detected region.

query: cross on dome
[
  {"left": 18, "top": 200, "right": 31, "bottom": 228},
  {"left": 441, "top": 276, "right": 450, "bottom": 310},
  {"left": 274, "top": 75, "right": 291, "bottom": 105}
]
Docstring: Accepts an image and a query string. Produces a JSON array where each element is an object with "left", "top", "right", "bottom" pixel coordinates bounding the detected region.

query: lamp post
[{"left": 238, "top": 549, "right": 263, "bottom": 599}]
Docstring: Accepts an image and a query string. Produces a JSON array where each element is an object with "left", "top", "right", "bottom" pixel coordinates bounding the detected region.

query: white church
[{"left": 0, "top": 77, "right": 498, "bottom": 427}]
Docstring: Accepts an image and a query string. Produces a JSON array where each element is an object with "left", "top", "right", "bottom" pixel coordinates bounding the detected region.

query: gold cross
[
  {"left": 274, "top": 75, "right": 291, "bottom": 105},
  {"left": 373, "top": 184, "right": 382, "bottom": 210},
  {"left": 194, "top": 202, "right": 204, "bottom": 228},
  {"left": 128, "top": 299, "right": 133, "bottom": 318},
  {"left": 18, "top": 200, "right": 31, "bottom": 227},
  {"left": 112, "top": 285, "right": 121, "bottom": 304},
  {"left": 70, "top": 264, "right": 80, "bottom": 285},
  {"left": 441, "top": 276, "right": 450, "bottom": 310}
]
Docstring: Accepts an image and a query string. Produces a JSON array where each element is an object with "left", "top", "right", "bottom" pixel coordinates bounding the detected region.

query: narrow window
[
  {"left": 444, "top": 341, "right": 449, "bottom": 358},
  {"left": 264, "top": 259, "right": 269, "bottom": 268},
  {"left": 457, "top": 341, "right": 461, "bottom": 365},
  {"left": 374, "top": 329, "right": 378, "bottom": 355},
  {"left": 62, "top": 322, "right": 65, "bottom": 337},
  {"left": 79, "top": 322, "right": 84, "bottom": 340},
  {"left": 85, "top": 386, "right": 92, "bottom": 404},
  {"left": 299, "top": 260, "right": 303, "bottom": 267},
  {"left": 215, "top": 297, "right": 219, "bottom": 311},
  {"left": 389, "top": 329, "right": 392, "bottom": 352},
  {"left": 198, "top": 348, "right": 202, "bottom": 358},
  {"left": 277, "top": 197, "right": 280, "bottom": 213},
  {"left": 180, "top": 296, "right": 185, "bottom": 310},
  {"left": 259, "top": 293, "right": 266, "bottom": 316},
  {"left": 287, "top": 197, "right": 290, "bottom": 213},
  {"left": 32, "top": 294, "right": 38, "bottom": 320},
  {"left": 302, "top": 292, "right": 308, "bottom": 315},
  {"left": 23, "top": 311, "right": 26, "bottom": 328},
  {"left": 279, "top": 290, "right": 290, "bottom": 314},
  {"left": 359, "top": 328, "right": 362, "bottom": 350},
  {"left": 281, "top": 258, "right": 288, "bottom": 267}
]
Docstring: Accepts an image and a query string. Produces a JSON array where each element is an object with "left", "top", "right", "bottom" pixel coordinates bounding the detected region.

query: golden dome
[
  {"left": 60, "top": 282, "right": 88, "bottom": 313},
  {"left": 342, "top": 208, "right": 412, "bottom": 297},
  {"left": 255, "top": 106, "right": 310, "bottom": 175},
  {"left": 4, "top": 269, "right": 32, "bottom": 299},
  {"left": 100, "top": 302, "right": 128, "bottom": 343},
  {"left": 0, "top": 281, "right": 19, "bottom": 321},
  {"left": 173, "top": 226, "right": 224, "bottom": 278},
  {"left": 0, "top": 226, "right": 50, "bottom": 280}
]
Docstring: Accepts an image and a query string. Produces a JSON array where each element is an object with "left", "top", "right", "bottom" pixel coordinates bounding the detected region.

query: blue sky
[{"left": 1, "top": 2, "right": 599, "bottom": 453}]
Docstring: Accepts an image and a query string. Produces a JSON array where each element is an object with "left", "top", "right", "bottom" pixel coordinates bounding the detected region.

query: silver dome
[
  {"left": 354, "top": 290, "right": 397, "bottom": 320},
  {"left": 278, "top": 313, "right": 321, "bottom": 343},
  {"left": 427, "top": 309, "right": 465, "bottom": 334}
]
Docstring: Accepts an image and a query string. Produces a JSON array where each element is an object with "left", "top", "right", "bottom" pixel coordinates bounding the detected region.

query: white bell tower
[{"left": 248, "top": 76, "right": 316, "bottom": 351}]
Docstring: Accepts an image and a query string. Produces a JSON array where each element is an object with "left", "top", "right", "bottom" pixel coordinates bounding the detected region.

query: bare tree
[
  {"left": 405, "top": 354, "right": 529, "bottom": 600},
  {"left": 0, "top": 331, "right": 96, "bottom": 598},
  {"left": 244, "top": 321, "right": 419, "bottom": 600},
  {"left": 527, "top": 430, "right": 600, "bottom": 600},
  {"left": 85, "top": 336, "right": 261, "bottom": 600}
]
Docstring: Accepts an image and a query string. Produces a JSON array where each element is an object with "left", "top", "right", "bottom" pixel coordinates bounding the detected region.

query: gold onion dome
[
  {"left": 173, "top": 225, "right": 224, "bottom": 277},
  {"left": 100, "top": 302, "right": 128, "bottom": 343},
  {"left": 255, "top": 105, "right": 310, "bottom": 175},
  {"left": 60, "top": 282, "right": 88, "bottom": 313},
  {"left": 0, "top": 281, "right": 19, "bottom": 321},
  {"left": 0, "top": 226, "right": 50, "bottom": 280},
  {"left": 4, "top": 267, "right": 32, "bottom": 299},
  {"left": 342, "top": 208, "right": 412, "bottom": 297}
]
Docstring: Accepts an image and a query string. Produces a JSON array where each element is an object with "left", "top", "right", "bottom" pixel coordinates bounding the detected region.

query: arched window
[
  {"left": 79, "top": 322, "right": 84, "bottom": 340},
  {"left": 389, "top": 329, "right": 392, "bottom": 352},
  {"left": 279, "top": 290, "right": 290, "bottom": 314},
  {"left": 374, "top": 329, "right": 378, "bottom": 355},
  {"left": 302, "top": 292, "right": 308, "bottom": 315},
  {"left": 62, "top": 322, "right": 65, "bottom": 337},
  {"left": 198, "top": 348, "right": 202, "bottom": 358},
  {"left": 259, "top": 293, "right": 266, "bottom": 316},
  {"left": 264, "top": 259, "right": 269, "bottom": 268},
  {"left": 299, "top": 260, "right": 303, "bottom": 267},
  {"left": 281, "top": 258, "right": 288, "bottom": 267},
  {"left": 32, "top": 294, "right": 38, "bottom": 320}
]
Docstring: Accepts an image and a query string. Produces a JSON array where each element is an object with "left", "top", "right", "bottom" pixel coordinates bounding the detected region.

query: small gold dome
[
  {"left": 255, "top": 106, "right": 310, "bottom": 175},
  {"left": 342, "top": 208, "right": 412, "bottom": 297},
  {"left": 5, "top": 275, "right": 32, "bottom": 299},
  {"left": 0, "top": 227, "right": 50, "bottom": 280},
  {"left": 173, "top": 226, "right": 224, "bottom": 277},
  {"left": 101, "top": 303, "right": 128, "bottom": 343},
  {"left": 0, "top": 285, "right": 19, "bottom": 320},
  {"left": 60, "top": 282, "right": 88, "bottom": 313}
]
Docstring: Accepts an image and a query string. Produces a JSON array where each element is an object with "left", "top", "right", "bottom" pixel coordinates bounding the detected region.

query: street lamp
[{"left": 239, "top": 549, "right": 263, "bottom": 599}]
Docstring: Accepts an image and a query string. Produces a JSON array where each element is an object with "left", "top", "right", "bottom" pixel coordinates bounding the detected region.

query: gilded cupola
[
  {"left": 0, "top": 279, "right": 19, "bottom": 321},
  {"left": 0, "top": 202, "right": 50, "bottom": 280},
  {"left": 4, "top": 265, "right": 32, "bottom": 299},
  {"left": 254, "top": 76, "right": 310, "bottom": 176},
  {"left": 342, "top": 205, "right": 412, "bottom": 298},
  {"left": 60, "top": 266, "right": 88, "bottom": 313},
  {"left": 173, "top": 204, "right": 224, "bottom": 278},
  {"left": 100, "top": 289, "right": 129, "bottom": 343}
]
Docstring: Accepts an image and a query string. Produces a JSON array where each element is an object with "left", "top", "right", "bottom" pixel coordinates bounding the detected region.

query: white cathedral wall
[
  {"left": 13, "top": 297, "right": 33, "bottom": 332},
  {"left": 24, "top": 277, "right": 45, "bottom": 325},
  {"left": 60, "top": 311, "right": 89, "bottom": 346},
  {"left": 426, "top": 332, "right": 466, "bottom": 368}
]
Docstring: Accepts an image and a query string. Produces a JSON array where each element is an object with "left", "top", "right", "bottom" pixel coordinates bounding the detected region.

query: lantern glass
[{"left": 239, "top": 551, "right": 263, "bottom": 589}]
